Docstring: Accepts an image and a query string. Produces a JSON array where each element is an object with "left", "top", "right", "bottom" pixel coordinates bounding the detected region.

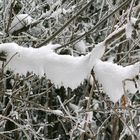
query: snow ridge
[
  {"left": 0, "top": 42, "right": 139, "bottom": 102},
  {"left": 0, "top": 42, "right": 105, "bottom": 89}
]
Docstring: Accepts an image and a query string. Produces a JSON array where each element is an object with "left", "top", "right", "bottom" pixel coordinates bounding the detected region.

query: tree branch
[
  {"left": 36, "top": 0, "right": 95, "bottom": 48},
  {"left": 54, "top": 0, "right": 131, "bottom": 50}
]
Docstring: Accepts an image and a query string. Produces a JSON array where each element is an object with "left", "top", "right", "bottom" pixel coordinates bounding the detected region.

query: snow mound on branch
[
  {"left": 9, "top": 14, "right": 33, "bottom": 33},
  {"left": 74, "top": 40, "right": 87, "bottom": 54},
  {"left": 0, "top": 42, "right": 105, "bottom": 89},
  {"left": 94, "top": 60, "right": 140, "bottom": 102},
  {"left": 51, "top": 110, "right": 64, "bottom": 116},
  {"left": 0, "top": 42, "right": 139, "bottom": 102}
]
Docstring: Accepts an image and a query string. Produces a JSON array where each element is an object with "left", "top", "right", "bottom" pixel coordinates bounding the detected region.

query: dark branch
[{"left": 36, "top": 0, "right": 95, "bottom": 48}]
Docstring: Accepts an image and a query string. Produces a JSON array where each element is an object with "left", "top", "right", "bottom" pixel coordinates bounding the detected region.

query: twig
[
  {"left": 0, "top": 133, "right": 15, "bottom": 140},
  {"left": 4, "top": 92, "right": 47, "bottom": 111},
  {"left": 63, "top": 94, "right": 76, "bottom": 106},
  {"left": 3, "top": 52, "right": 18, "bottom": 68},
  {"left": 127, "top": 0, "right": 135, "bottom": 21},
  {"left": 5, "top": 0, "right": 16, "bottom": 33},
  {"left": 57, "top": 95, "right": 75, "bottom": 121},
  {"left": 0, "top": 128, "right": 21, "bottom": 134},
  {"left": 80, "top": 74, "right": 95, "bottom": 140},
  {"left": 96, "top": 114, "right": 111, "bottom": 139},
  {"left": 53, "top": 0, "right": 131, "bottom": 50},
  {"left": 122, "top": 78, "right": 140, "bottom": 140},
  {"left": 36, "top": 0, "right": 95, "bottom": 48},
  {"left": 0, "top": 115, "right": 31, "bottom": 140},
  {"left": 118, "top": 37, "right": 140, "bottom": 64},
  {"left": 93, "top": 66, "right": 140, "bottom": 139}
]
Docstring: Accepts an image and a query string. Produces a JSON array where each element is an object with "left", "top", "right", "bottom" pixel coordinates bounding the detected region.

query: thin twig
[
  {"left": 80, "top": 74, "right": 95, "bottom": 140},
  {"left": 0, "top": 115, "right": 31, "bottom": 140},
  {"left": 5, "top": 0, "right": 16, "bottom": 33},
  {"left": 36, "top": 0, "right": 95, "bottom": 48},
  {"left": 3, "top": 52, "right": 18, "bottom": 68},
  {"left": 53, "top": 0, "right": 131, "bottom": 50},
  {"left": 118, "top": 37, "right": 140, "bottom": 64}
]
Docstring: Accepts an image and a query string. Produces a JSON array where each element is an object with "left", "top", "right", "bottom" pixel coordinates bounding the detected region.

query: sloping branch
[
  {"left": 36, "top": 0, "right": 95, "bottom": 48},
  {"left": 5, "top": 0, "right": 16, "bottom": 33},
  {"left": 11, "top": 20, "right": 41, "bottom": 35},
  {"left": 54, "top": 0, "right": 131, "bottom": 50}
]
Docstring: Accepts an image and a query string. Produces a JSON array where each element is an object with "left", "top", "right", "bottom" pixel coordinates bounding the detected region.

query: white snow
[
  {"left": 51, "top": 8, "right": 62, "bottom": 18},
  {"left": 0, "top": 42, "right": 105, "bottom": 89},
  {"left": 9, "top": 14, "right": 33, "bottom": 33},
  {"left": 89, "top": 75, "right": 94, "bottom": 86},
  {"left": 51, "top": 110, "right": 64, "bottom": 116},
  {"left": 125, "top": 17, "right": 137, "bottom": 39},
  {"left": 5, "top": 89, "right": 12, "bottom": 96},
  {"left": 86, "top": 111, "right": 93, "bottom": 123},
  {"left": 69, "top": 103, "right": 79, "bottom": 112},
  {"left": 125, "top": 21, "right": 133, "bottom": 39},
  {"left": 74, "top": 40, "right": 87, "bottom": 54},
  {"left": 94, "top": 60, "right": 140, "bottom": 102},
  {"left": 92, "top": 99, "right": 100, "bottom": 110},
  {"left": 0, "top": 42, "right": 139, "bottom": 102},
  {"left": 0, "top": 32, "right": 3, "bottom": 36}
]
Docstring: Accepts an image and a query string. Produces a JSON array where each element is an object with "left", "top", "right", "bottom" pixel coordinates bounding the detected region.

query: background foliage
[{"left": 0, "top": 0, "right": 140, "bottom": 139}]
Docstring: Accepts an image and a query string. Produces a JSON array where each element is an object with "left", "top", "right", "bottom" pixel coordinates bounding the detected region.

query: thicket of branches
[{"left": 0, "top": 0, "right": 140, "bottom": 140}]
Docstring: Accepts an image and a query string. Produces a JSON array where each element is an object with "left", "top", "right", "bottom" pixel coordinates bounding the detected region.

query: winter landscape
[{"left": 0, "top": 0, "right": 140, "bottom": 140}]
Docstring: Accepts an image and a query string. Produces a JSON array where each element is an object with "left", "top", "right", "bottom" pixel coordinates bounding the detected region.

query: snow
[
  {"left": 69, "top": 103, "right": 79, "bottom": 112},
  {"left": 125, "top": 21, "right": 133, "bottom": 39},
  {"left": 0, "top": 32, "right": 3, "bottom": 36},
  {"left": 66, "top": 5, "right": 76, "bottom": 13},
  {"left": 11, "top": 111, "right": 19, "bottom": 119},
  {"left": 0, "top": 42, "right": 139, "bottom": 102},
  {"left": 0, "top": 42, "right": 105, "bottom": 89},
  {"left": 131, "top": 17, "right": 137, "bottom": 25},
  {"left": 51, "top": 110, "right": 64, "bottom": 116},
  {"left": 92, "top": 99, "right": 100, "bottom": 110},
  {"left": 89, "top": 75, "right": 94, "bottom": 86},
  {"left": 74, "top": 40, "right": 87, "bottom": 54},
  {"left": 5, "top": 89, "right": 12, "bottom": 95},
  {"left": 125, "top": 80, "right": 140, "bottom": 94},
  {"left": 94, "top": 60, "right": 140, "bottom": 102},
  {"left": 9, "top": 14, "right": 33, "bottom": 33},
  {"left": 51, "top": 8, "right": 63, "bottom": 18},
  {"left": 86, "top": 111, "right": 93, "bottom": 123},
  {"left": 89, "top": 42, "right": 105, "bottom": 65},
  {"left": 125, "top": 17, "right": 137, "bottom": 39}
]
